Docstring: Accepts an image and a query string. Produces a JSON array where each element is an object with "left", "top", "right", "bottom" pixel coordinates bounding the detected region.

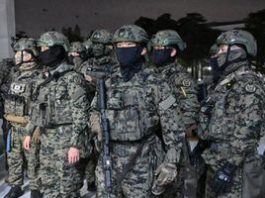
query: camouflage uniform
[
  {"left": 91, "top": 25, "right": 184, "bottom": 198},
  {"left": 4, "top": 38, "right": 41, "bottom": 197},
  {"left": 68, "top": 41, "right": 87, "bottom": 72},
  {"left": 81, "top": 29, "right": 116, "bottom": 190},
  {"left": 0, "top": 58, "right": 15, "bottom": 173},
  {"left": 198, "top": 30, "right": 265, "bottom": 198},
  {"left": 30, "top": 31, "right": 90, "bottom": 198},
  {"left": 150, "top": 30, "right": 201, "bottom": 198}
]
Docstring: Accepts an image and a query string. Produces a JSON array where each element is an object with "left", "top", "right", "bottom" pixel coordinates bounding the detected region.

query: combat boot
[
  {"left": 31, "top": 190, "right": 42, "bottom": 198},
  {"left": 4, "top": 185, "right": 23, "bottom": 198}
]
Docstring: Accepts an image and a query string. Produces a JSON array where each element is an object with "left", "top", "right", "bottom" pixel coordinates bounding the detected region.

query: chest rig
[
  {"left": 4, "top": 71, "right": 38, "bottom": 116},
  {"left": 105, "top": 71, "right": 159, "bottom": 141},
  {"left": 30, "top": 68, "right": 74, "bottom": 128}
]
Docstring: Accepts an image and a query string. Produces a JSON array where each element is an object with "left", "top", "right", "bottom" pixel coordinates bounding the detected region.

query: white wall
[{"left": 0, "top": 0, "right": 15, "bottom": 60}]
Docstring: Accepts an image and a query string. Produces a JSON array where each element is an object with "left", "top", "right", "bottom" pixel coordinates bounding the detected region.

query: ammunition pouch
[
  {"left": 4, "top": 94, "right": 27, "bottom": 116},
  {"left": 106, "top": 87, "right": 159, "bottom": 141},
  {"left": 30, "top": 99, "right": 73, "bottom": 128}
]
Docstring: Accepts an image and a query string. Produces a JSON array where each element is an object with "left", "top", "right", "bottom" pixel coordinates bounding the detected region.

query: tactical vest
[
  {"left": 30, "top": 66, "right": 74, "bottom": 128},
  {"left": 105, "top": 71, "right": 159, "bottom": 141},
  {"left": 4, "top": 71, "right": 37, "bottom": 116}
]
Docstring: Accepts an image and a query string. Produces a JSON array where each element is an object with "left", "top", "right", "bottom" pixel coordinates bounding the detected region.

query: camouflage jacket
[
  {"left": 4, "top": 62, "right": 42, "bottom": 117},
  {"left": 91, "top": 67, "right": 185, "bottom": 164},
  {"left": 30, "top": 62, "right": 90, "bottom": 147},
  {"left": 155, "top": 62, "right": 200, "bottom": 128},
  {"left": 198, "top": 63, "right": 265, "bottom": 168},
  {"left": 0, "top": 58, "right": 15, "bottom": 117}
]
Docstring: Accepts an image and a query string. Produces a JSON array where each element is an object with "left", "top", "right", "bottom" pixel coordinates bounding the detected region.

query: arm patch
[{"left": 159, "top": 95, "right": 176, "bottom": 110}]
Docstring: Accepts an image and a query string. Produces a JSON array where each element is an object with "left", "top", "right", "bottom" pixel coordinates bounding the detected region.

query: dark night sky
[{"left": 15, "top": 0, "right": 265, "bottom": 37}]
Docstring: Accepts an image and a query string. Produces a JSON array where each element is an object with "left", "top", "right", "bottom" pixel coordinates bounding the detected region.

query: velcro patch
[
  {"left": 182, "top": 79, "right": 191, "bottom": 87},
  {"left": 159, "top": 95, "right": 176, "bottom": 110},
  {"left": 245, "top": 83, "right": 256, "bottom": 93}
]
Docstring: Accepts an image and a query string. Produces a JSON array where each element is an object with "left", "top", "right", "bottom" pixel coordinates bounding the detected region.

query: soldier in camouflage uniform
[
  {"left": 3, "top": 38, "right": 42, "bottom": 198},
  {"left": 80, "top": 30, "right": 117, "bottom": 192},
  {"left": 68, "top": 41, "right": 88, "bottom": 72},
  {"left": 27, "top": 31, "right": 90, "bottom": 198},
  {"left": 90, "top": 24, "right": 185, "bottom": 198},
  {"left": 198, "top": 30, "right": 265, "bottom": 197},
  {"left": 81, "top": 29, "right": 117, "bottom": 83},
  {"left": 0, "top": 58, "right": 15, "bottom": 173},
  {"left": 149, "top": 30, "right": 201, "bottom": 198}
]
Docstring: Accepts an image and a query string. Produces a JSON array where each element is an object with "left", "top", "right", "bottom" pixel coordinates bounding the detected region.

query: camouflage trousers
[
  {"left": 204, "top": 165, "right": 243, "bottom": 198},
  {"left": 7, "top": 124, "right": 40, "bottom": 190},
  {"left": 96, "top": 136, "right": 161, "bottom": 198},
  {"left": 39, "top": 125, "right": 83, "bottom": 198}
]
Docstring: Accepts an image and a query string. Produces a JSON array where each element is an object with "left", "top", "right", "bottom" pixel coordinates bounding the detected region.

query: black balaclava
[
  {"left": 210, "top": 45, "right": 248, "bottom": 82},
  {"left": 150, "top": 48, "right": 176, "bottom": 67},
  {"left": 38, "top": 45, "right": 66, "bottom": 68},
  {"left": 115, "top": 44, "right": 145, "bottom": 82}
]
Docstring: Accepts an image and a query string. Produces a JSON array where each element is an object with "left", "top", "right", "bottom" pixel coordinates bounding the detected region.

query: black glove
[{"left": 211, "top": 162, "right": 237, "bottom": 195}]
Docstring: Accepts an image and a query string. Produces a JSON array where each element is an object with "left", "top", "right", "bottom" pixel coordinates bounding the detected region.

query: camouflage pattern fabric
[
  {"left": 30, "top": 62, "right": 90, "bottom": 197},
  {"left": 7, "top": 124, "right": 40, "bottom": 190},
  {"left": 91, "top": 66, "right": 185, "bottom": 197},
  {"left": 5, "top": 66, "right": 42, "bottom": 191},
  {"left": 155, "top": 62, "right": 199, "bottom": 127},
  {"left": 155, "top": 62, "right": 201, "bottom": 198},
  {"left": 198, "top": 62, "right": 265, "bottom": 197},
  {"left": 0, "top": 58, "right": 15, "bottom": 118}
]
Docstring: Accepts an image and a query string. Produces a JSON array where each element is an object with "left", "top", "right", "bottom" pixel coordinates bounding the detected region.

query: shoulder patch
[
  {"left": 182, "top": 79, "right": 191, "bottom": 87},
  {"left": 245, "top": 83, "right": 256, "bottom": 93},
  {"left": 159, "top": 95, "right": 176, "bottom": 110}
]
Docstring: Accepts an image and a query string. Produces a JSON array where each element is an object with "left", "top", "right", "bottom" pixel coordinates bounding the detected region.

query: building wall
[{"left": 0, "top": 0, "right": 15, "bottom": 60}]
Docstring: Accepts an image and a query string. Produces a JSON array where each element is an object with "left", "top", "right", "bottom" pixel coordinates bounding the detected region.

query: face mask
[
  {"left": 92, "top": 43, "right": 105, "bottom": 57},
  {"left": 38, "top": 45, "right": 66, "bottom": 67},
  {"left": 209, "top": 57, "right": 222, "bottom": 83},
  {"left": 115, "top": 45, "right": 143, "bottom": 68},
  {"left": 150, "top": 48, "right": 175, "bottom": 66}
]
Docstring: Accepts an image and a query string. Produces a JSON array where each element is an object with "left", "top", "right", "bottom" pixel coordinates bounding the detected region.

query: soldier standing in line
[
  {"left": 198, "top": 30, "right": 265, "bottom": 198},
  {"left": 25, "top": 31, "right": 90, "bottom": 198},
  {"left": 149, "top": 30, "right": 201, "bottom": 198},
  {"left": 90, "top": 24, "right": 185, "bottom": 198},
  {"left": 3, "top": 38, "right": 42, "bottom": 198}
]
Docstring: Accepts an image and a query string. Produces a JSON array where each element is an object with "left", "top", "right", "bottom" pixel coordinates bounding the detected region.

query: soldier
[
  {"left": 3, "top": 38, "right": 42, "bottom": 198},
  {"left": 198, "top": 30, "right": 265, "bottom": 197},
  {"left": 82, "top": 29, "right": 116, "bottom": 83},
  {"left": 68, "top": 41, "right": 88, "bottom": 72},
  {"left": 149, "top": 30, "right": 201, "bottom": 198},
  {"left": 90, "top": 24, "right": 185, "bottom": 198},
  {"left": 27, "top": 31, "right": 90, "bottom": 197},
  {"left": 80, "top": 30, "right": 117, "bottom": 192},
  {"left": 0, "top": 57, "right": 15, "bottom": 174}
]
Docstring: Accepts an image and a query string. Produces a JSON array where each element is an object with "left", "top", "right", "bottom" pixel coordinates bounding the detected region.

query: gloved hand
[
  {"left": 211, "top": 162, "right": 237, "bottom": 195},
  {"left": 151, "top": 163, "right": 177, "bottom": 195}
]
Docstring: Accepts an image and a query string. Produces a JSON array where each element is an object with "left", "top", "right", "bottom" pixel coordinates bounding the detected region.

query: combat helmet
[
  {"left": 150, "top": 30, "right": 186, "bottom": 51},
  {"left": 69, "top": 41, "right": 86, "bottom": 53},
  {"left": 216, "top": 30, "right": 257, "bottom": 57},
  {"left": 112, "top": 25, "right": 148, "bottom": 43},
  {"left": 13, "top": 38, "right": 39, "bottom": 56},
  {"left": 37, "top": 31, "right": 70, "bottom": 52},
  {"left": 91, "top": 29, "right": 113, "bottom": 44}
]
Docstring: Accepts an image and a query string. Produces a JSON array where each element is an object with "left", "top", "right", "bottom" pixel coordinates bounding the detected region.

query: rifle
[{"left": 97, "top": 79, "right": 112, "bottom": 195}]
